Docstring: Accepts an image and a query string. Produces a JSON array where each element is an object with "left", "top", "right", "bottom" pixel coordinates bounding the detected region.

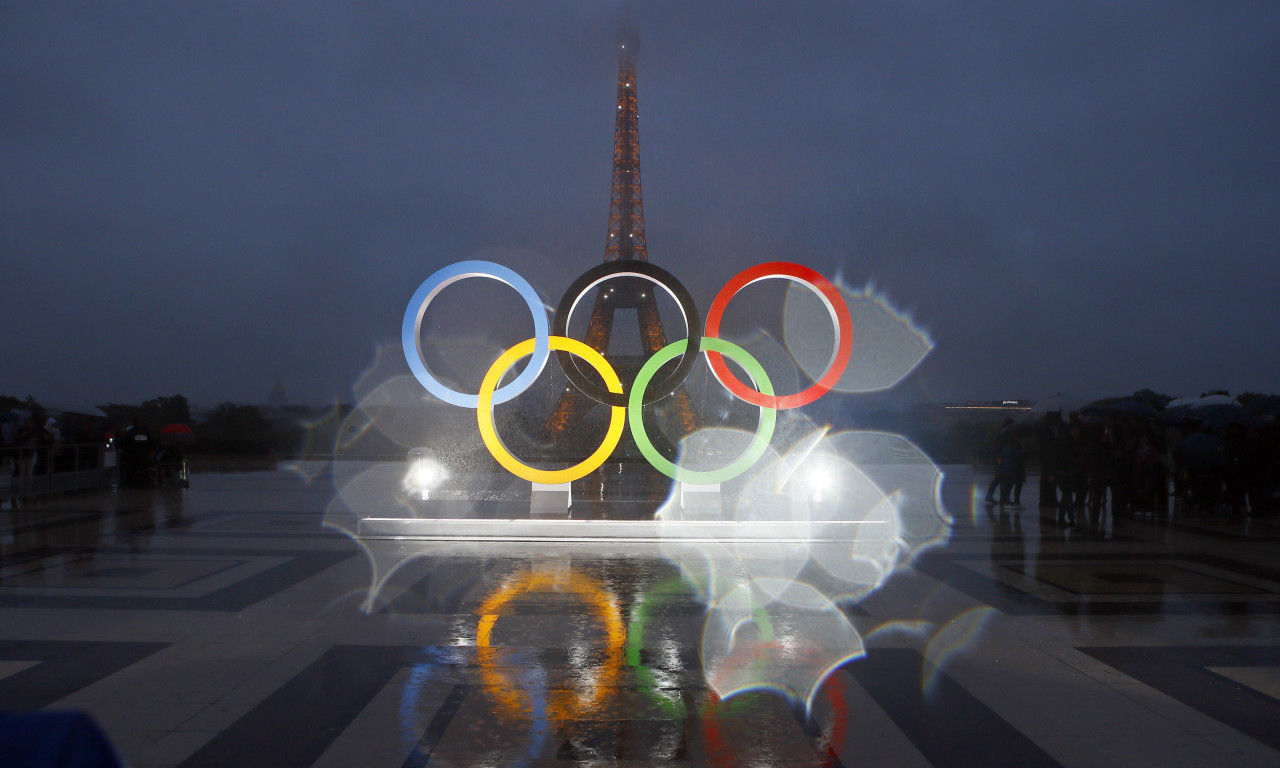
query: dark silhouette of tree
[
  {"left": 139, "top": 395, "right": 191, "bottom": 427},
  {"left": 0, "top": 395, "right": 40, "bottom": 411},
  {"left": 1236, "top": 391, "right": 1270, "bottom": 409},
  {"left": 1090, "top": 389, "right": 1174, "bottom": 409},
  {"left": 197, "top": 403, "right": 273, "bottom": 454},
  {"left": 1131, "top": 388, "right": 1174, "bottom": 409},
  {"left": 102, "top": 395, "right": 192, "bottom": 430}
]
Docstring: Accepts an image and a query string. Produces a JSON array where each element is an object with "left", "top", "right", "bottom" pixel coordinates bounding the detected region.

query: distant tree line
[
  {"left": 6, "top": 386, "right": 1276, "bottom": 463},
  {"left": 100, "top": 396, "right": 301, "bottom": 456},
  {"left": 865, "top": 388, "right": 1277, "bottom": 466}
]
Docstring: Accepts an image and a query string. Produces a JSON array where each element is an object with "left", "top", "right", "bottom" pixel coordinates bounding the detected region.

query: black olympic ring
[{"left": 552, "top": 260, "right": 702, "bottom": 408}]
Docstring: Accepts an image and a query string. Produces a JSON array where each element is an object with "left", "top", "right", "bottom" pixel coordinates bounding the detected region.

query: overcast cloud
[{"left": 3, "top": 1, "right": 1278, "bottom": 408}]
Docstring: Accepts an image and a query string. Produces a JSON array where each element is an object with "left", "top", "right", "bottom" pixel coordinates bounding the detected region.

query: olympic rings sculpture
[{"left": 402, "top": 259, "right": 853, "bottom": 484}]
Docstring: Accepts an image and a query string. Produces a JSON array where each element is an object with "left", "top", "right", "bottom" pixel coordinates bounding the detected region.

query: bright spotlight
[
  {"left": 803, "top": 465, "right": 837, "bottom": 503},
  {"left": 404, "top": 447, "right": 444, "bottom": 500}
]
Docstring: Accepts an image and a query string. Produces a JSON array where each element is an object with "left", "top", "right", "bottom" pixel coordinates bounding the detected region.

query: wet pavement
[{"left": 2, "top": 466, "right": 1280, "bottom": 767}]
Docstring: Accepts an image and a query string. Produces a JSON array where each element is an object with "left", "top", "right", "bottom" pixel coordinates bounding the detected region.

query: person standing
[
  {"left": 13, "top": 416, "right": 38, "bottom": 502},
  {"left": 1133, "top": 433, "right": 1166, "bottom": 515},
  {"left": 120, "top": 418, "right": 153, "bottom": 487},
  {"left": 1038, "top": 413, "right": 1063, "bottom": 508},
  {"left": 1003, "top": 434, "right": 1027, "bottom": 508},
  {"left": 1, "top": 416, "right": 18, "bottom": 506},
  {"left": 1057, "top": 421, "right": 1087, "bottom": 526},
  {"left": 985, "top": 419, "right": 1015, "bottom": 504}
]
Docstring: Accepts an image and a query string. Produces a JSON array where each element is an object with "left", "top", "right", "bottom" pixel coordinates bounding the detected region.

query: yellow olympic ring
[
  {"left": 476, "top": 568, "right": 624, "bottom": 721},
  {"left": 477, "top": 336, "right": 625, "bottom": 484}
]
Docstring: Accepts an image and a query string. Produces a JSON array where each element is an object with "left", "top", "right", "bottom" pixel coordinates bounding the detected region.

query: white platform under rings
[{"left": 355, "top": 516, "right": 881, "bottom": 542}]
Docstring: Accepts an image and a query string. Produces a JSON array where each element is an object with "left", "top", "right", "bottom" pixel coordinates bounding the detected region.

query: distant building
[
  {"left": 941, "top": 399, "right": 1032, "bottom": 420},
  {"left": 266, "top": 377, "right": 287, "bottom": 411}
]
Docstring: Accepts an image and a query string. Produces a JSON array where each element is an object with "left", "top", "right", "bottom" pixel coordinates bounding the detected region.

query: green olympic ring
[{"left": 629, "top": 337, "right": 776, "bottom": 484}]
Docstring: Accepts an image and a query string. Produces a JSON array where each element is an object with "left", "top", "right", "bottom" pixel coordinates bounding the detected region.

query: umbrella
[
  {"left": 1244, "top": 395, "right": 1280, "bottom": 421},
  {"left": 160, "top": 423, "right": 196, "bottom": 446},
  {"left": 1162, "top": 401, "right": 1196, "bottom": 424},
  {"left": 1189, "top": 394, "right": 1235, "bottom": 410},
  {"left": 46, "top": 403, "right": 108, "bottom": 418},
  {"left": 1198, "top": 404, "right": 1263, "bottom": 431},
  {"left": 1080, "top": 399, "right": 1159, "bottom": 420}
]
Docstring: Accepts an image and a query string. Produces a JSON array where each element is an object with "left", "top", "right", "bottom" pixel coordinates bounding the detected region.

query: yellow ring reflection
[
  {"left": 476, "top": 568, "right": 624, "bottom": 721},
  {"left": 477, "top": 336, "right": 625, "bottom": 484}
]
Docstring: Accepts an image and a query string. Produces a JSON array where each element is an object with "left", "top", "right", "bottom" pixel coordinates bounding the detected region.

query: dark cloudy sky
[{"left": 3, "top": 1, "right": 1278, "bottom": 409}]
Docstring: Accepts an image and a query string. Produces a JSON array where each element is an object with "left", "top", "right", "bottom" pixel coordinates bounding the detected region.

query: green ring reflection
[{"left": 627, "top": 576, "right": 776, "bottom": 719}]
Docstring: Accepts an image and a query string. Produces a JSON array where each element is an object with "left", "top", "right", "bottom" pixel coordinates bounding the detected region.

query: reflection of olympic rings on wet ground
[
  {"left": 701, "top": 678, "right": 848, "bottom": 768},
  {"left": 626, "top": 577, "right": 775, "bottom": 719},
  {"left": 701, "top": 638, "right": 850, "bottom": 768},
  {"left": 468, "top": 567, "right": 849, "bottom": 764},
  {"left": 475, "top": 569, "right": 624, "bottom": 721},
  {"left": 403, "top": 258, "right": 853, "bottom": 483}
]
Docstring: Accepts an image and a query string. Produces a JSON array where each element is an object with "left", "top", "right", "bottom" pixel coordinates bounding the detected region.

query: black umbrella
[
  {"left": 1081, "top": 399, "right": 1159, "bottom": 420},
  {"left": 1244, "top": 395, "right": 1280, "bottom": 421},
  {"left": 1161, "top": 404, "right": 1196, "bottom": 424},
  {"left": 1198, "top": 404, "right": 1263, "bottom": 431}
]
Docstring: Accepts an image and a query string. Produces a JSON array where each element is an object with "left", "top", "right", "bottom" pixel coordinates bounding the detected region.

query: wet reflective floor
[{"left": 2, "top": 467, "right": 1279, "bottom": 767}]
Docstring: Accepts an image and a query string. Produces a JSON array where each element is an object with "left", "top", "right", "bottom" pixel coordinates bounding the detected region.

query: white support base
[
  {"left": 680, "top": 482, "right": 721, "bottom": 511},
  {"left": 356, "top": 516, "right": 878, "bottom": 542},
  {"left": 530, "top": 482, "right": 572, "bottom": 518}
]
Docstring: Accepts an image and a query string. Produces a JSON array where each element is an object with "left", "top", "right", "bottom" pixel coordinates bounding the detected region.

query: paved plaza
[{"left": 2, "top": 466, "right": 1279, "bottom": 767}]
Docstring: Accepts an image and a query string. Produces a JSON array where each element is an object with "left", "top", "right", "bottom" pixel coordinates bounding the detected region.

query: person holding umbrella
[
  {"left": 1173, "top": 430, "right": 1226, "bottom": 515},
  {"left": 1036, "top": 412, "right": 1064, "bottom": 508},
  {"left": 1132, "top": 433, "right": 1167, "bottom": 515},
  {"left": 1057, "top": 419, "right": 1088, "bottom": 526}
]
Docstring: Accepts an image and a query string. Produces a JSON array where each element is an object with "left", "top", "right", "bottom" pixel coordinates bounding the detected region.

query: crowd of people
[
  {"left": 2, "top": 411, "right": 189, "bottom": 504},
  {"left": 0, "top": 410, "right": 94, "bottom": 503},
  {"left": 115, "top": 418, "right": 189, "bottom": 488},
  {"left": 985, "top": 410, "right": 1279, "bottom": 527}
]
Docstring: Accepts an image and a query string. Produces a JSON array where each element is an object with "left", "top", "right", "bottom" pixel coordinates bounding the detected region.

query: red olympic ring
[{"left": 704, "top": 262, "right": 854, "bottom": 409}]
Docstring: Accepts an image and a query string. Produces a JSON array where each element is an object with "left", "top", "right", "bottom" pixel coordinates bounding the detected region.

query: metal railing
[{"left": 0, "top": 443, "right": 112, "bottom": 500}]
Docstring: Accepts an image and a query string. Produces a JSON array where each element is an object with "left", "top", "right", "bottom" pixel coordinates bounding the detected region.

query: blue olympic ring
[{"left": 401, "top": 261, "right": 550, "bottom": 408}]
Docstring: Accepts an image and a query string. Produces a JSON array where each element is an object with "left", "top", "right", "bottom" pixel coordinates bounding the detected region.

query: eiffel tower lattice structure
[{"left": 544, "top": 24, "right": 698, "bottom": 447}]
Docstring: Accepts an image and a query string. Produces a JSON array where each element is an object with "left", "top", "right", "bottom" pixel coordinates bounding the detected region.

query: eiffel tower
[{"left": 544, "top": 23, "right": 698, "bottom": 451}]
